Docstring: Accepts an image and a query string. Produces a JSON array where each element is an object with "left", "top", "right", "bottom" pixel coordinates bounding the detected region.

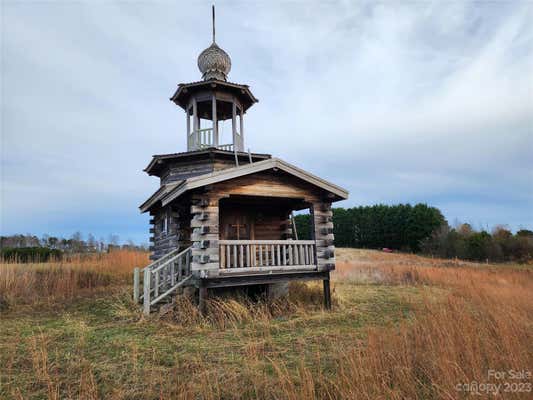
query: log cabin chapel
[{"left": 134, "top": 7, "right": 348, "bottom": 314}]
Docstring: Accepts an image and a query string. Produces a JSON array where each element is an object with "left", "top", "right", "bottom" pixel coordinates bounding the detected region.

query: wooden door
[{"left": 220, "top": 209, "right": 255, "bottom": 240}]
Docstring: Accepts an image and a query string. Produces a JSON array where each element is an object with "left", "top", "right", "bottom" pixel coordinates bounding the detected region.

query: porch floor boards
[{"left": 200, "top": 270, "right": 330, "bottom": 289}]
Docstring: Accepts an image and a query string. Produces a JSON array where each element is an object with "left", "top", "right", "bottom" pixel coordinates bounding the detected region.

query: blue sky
[{"left": 1, "top": 1, "right": 532, "bottom": 245}]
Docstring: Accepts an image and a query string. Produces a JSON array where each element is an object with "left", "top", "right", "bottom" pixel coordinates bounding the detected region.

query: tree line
[
  {"left": 294, "top": 204, "right": 533, "bottom": 263},
  {"left": 0, "top": 233, "right": 148, "bottom": 262},
  {"left": 421, "top": 224, "right": 533, "bottom": 263},
  {"left": 295, "top": 204, "right": 445, "bottom": 251}
]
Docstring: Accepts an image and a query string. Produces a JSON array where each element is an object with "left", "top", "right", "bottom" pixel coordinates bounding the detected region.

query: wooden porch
[
  {"left": 138, "top": 159, "right": 346, "bottom": 314},
  {"left": 134, "top": 239, "right": 329, "bottom": 314}
]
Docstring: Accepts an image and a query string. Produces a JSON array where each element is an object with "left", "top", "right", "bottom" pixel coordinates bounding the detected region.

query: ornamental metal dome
[
  {"left": 197, "top": 42, "right": 231, "bottom": 81},
  {"left": 197, "top": 6, "right": 231, "bottom": 81}
]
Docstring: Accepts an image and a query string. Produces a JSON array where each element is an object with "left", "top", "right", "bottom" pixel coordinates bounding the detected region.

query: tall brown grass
[
  {"left": 3, "top": 249, "right": 532, "bottom": 399},
  {"left": 317, "top": 261, "right": 532, "bottom": 399},
  {"left": 0, "top": 250, "right": 148, "bottom": 308},
  {"left": 158, "top": 255, "right": 533, "bottom": 398},
  {"left": 161, "top": 281, "right": 326, "bottom": 329}
]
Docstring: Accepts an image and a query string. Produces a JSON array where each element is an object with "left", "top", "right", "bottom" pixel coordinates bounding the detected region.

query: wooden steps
[{"left": 134, "top": 246, "right": 193, "bottom": 314}]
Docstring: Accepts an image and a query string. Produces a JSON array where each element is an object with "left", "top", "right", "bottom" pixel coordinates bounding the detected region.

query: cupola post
[{"left": 212, "top": 94, "right": 218, "bottom": 146}]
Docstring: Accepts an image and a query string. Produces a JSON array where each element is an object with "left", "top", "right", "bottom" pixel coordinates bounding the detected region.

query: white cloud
[{"left": 1, "top": 1, "right": 532, "bottom": 240}]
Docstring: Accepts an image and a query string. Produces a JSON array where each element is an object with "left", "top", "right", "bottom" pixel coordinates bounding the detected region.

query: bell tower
[
  {"left": 139, "top": 5, "right": 349, "bottom": 315},
  {"left": 170, "top": 6, "right": 257, "bottom": 153}
]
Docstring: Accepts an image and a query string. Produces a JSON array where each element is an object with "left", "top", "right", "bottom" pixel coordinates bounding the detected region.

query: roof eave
[
  {"left": 144, "top": 149, "right": 272, "bottom": 176},
  {"left": 139, "top": 182, "right": 183, "bottom": 213},
  {"left": 170, "top": 80, "right": 258, "bottom": 110}
]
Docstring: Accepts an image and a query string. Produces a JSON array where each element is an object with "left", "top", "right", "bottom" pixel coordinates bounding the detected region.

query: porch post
[
  {"left": 143, "top": 268, "right": 151, "bottom": 315},
  {"left": 133, "top": 268, "right": 140, "bottom": 303}
]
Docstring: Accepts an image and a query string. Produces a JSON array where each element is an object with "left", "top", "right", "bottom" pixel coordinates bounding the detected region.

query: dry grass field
[{"left": 1, "top": 249, "right": 532, "bottom": 399}]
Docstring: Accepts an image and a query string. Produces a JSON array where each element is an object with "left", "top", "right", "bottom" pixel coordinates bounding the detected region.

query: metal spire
[
  {"left": 197, "top": 4, "right": 231, "bottom": 81},
  {"left": 212, "top": 5, "right": 216, "bottom": 43}
]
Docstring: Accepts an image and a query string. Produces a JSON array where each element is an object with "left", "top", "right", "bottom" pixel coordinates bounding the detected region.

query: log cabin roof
[
  {"left": 140, "top": 158, "right": 349, "bottom": 213},
  {"left": 170, "top": 79, "right": 258, "bottom": 112},
  {"left": 144, "top": 148, "right": 271, "bottom": 176}
]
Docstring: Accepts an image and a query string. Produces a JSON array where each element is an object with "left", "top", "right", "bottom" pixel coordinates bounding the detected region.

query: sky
[{"left": 1, "top": 1, "right": 532, "bottom": 245}]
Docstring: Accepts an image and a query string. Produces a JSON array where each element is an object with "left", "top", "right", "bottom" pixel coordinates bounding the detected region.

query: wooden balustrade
[
  {"left": 191, "top": 128, "right": 233, "bottom": 151},
  {"left": 135, "top": 246, "right": 193, "bottom": 314},
  {"left": 217, "top": 143, "right": 234, "bottom": 151},
  {"left": 195, "top": 128, "right": 214, "bottom": 148},
  {"left": 219, "top": 240, "right": 317, "bottom": 270}
]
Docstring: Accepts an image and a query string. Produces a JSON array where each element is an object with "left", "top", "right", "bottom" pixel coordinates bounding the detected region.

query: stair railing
[{"left": 133, "top": 246, "right": 193, "bottom": 314}]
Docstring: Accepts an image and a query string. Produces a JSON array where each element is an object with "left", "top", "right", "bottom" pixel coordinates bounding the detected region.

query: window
[{"left": 160, "top": 211, "right": 169, "bottom": 235}]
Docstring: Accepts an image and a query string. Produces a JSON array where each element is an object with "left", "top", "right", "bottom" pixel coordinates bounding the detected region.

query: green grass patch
[{"left": 0, "top": 281, "right": 422, "bottom": 399}]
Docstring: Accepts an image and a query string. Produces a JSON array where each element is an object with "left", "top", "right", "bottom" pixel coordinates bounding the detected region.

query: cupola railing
[{"left": 189, "top": 128, "right": 235, "bottom": 151}]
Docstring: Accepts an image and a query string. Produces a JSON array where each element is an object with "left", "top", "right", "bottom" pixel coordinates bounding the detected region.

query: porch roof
[{"left": 139, "top": 158, "right": 349, "bottom": 213}]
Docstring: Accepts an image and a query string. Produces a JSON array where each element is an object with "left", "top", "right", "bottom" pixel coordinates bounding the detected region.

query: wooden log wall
[
  {"left": 161, "top": 160, "right": 215, "bottom": 185},
  {"left": 160, "top": 157, "right": 257, "bottom": 186},
  {"left": 149, "top": 202, "right": 192, "bottom": 261},
  {"left": 212, "top": 159, "right": 252, "bottom": 171},
  {"left": 248, "top": 209, "right": 291, "bottom": 240},
  {"left": 312, "top": 202, "right": 335, "bottom": 271},
  {"left": 190, "top": 192, "right": 220, "bottom": 276}
]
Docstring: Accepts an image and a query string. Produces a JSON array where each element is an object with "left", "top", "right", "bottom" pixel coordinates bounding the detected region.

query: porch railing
[{"left": 219, "top": 240, "right": 317, "bottom": 270}]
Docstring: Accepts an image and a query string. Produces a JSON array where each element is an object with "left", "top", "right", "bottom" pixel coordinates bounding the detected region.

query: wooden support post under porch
[
  {"left": 323, "top": 271, "right": 331, "bottom": 310},
  {"left": 198, "top": 284, "right": 208, "bottom": 316}
]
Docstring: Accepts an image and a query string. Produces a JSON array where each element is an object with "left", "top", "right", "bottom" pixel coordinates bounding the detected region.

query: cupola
[{"left": 170, "top": 6, "right": 257, "bottom": 152}]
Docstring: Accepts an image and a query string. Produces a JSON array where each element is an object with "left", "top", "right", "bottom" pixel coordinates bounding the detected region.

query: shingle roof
[{"left": 170, "top": 79, "right": 258, "bottom": 111}]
